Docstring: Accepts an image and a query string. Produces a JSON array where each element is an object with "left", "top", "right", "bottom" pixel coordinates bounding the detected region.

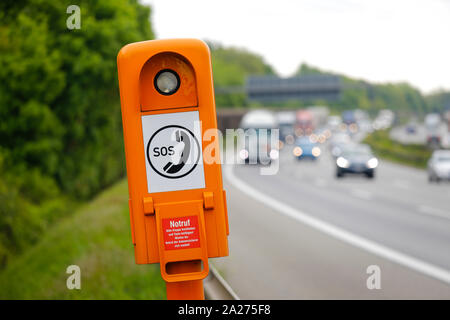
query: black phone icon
[{"left": 163, "top": 129, "right": 190, "bottom": 174}]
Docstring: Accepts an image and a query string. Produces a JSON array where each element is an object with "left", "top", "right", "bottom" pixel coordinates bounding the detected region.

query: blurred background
[{"left": 0, "top": 0, "right": 449, "bottom": 299}]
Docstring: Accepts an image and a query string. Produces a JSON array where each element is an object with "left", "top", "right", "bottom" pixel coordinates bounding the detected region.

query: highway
[
  {"left": 212, "top": 143, "right": 450, "bottom": 299},
  {"left": 390, "top": 123, "right": 449, "bottom": 147}
]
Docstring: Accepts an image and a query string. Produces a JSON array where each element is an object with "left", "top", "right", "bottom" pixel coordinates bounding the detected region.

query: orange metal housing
[{"left": 117, "top": 39, "right": 229, "bottom": 282}]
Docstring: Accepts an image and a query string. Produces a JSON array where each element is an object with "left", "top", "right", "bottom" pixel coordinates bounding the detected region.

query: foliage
[
  {"left": 296, "top": 63, "right": 429, "bottom": 117},
  {"left": 426, "top": 90, "right": 450, "bottom": 113},
  {"left": 208, "top": 42, "right": 275, "bottom": 107},
  {"left": 0, "top": 0, "right": 153, "bottom": 265},
  {"left": 209, "top": 49, "right": 441, "bottom": 115},
  {"left": 364, "top": 130, "right": 432, "bottom": 169},
  {"left": 0, "top": 179, "right": 165, "bottom": 299}
]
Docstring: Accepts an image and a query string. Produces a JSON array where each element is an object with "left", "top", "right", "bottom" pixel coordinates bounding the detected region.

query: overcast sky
[{"left": 144, "top": 0, "right": 450, "bottom": 93}]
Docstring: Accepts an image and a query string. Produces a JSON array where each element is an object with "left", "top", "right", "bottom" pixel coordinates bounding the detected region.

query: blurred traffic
[
  {"left": 234, "top": 106, "right": 450, "bottom": 186},
  {"left": 218, "top": 106, "right": 450, "bottom": 299}
]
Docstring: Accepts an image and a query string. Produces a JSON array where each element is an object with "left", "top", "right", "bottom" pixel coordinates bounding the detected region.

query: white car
[
  {"left": 239, "top": 110, "right": 279, "bottom": 164},
  {"left": 428, "top": 150, "right": 450, "bottom": 182}
]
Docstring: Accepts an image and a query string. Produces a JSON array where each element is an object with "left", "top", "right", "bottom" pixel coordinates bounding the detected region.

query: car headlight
[
  {"left": 269, "top": 149, "right": 279, "bottom": 160},
  {"left": 312, "top": 146, "right": 321, "bottom": 157},
  {"left": 285, "top": 135, "right": 294, "bottom": 145},
  {"left": 239, "top": 149, "right": 249, "bottom": 160},
  {"left": 337, "top": 157, "right": 350, "bottom": 168},
  {"left": 293, "top": 146, "right": 303, "bottom": 157},
  {"left": 367, "top": 157, "right": 378, "bottom": 169},
  {"left": 309, "top": 134, "right": 318, "bottom": 143}
]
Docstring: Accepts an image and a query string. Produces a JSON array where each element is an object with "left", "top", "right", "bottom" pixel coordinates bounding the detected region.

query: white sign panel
[{"left": 142, "top": 111, "right": 205, "bottom": 193}]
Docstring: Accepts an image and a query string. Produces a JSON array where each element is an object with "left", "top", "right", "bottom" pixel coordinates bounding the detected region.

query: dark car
[{"left": 336, "top": 145, "right": 378, "bottom": 178}]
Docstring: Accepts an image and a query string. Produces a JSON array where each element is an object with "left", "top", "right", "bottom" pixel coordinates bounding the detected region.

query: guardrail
[{"left": 204, "top": 264, "right": 240, "bottom": 300}]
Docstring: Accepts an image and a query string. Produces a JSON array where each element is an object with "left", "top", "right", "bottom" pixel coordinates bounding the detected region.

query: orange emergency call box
[{"left": 117, "top": 39, "right": 229, "bottom": 283}]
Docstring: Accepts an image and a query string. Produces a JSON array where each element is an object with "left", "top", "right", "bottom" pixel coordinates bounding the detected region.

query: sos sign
[
  {"left": 117, "top": 39, "right": 229, "bottom": 285},
  {"left": 142, "top": 111, "right": 205, "bottom": 193},
  {"left": 148, "top": 126, "right": 200, "bottom": 176}
]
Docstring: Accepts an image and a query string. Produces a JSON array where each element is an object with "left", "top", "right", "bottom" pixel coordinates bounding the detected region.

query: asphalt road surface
[{"left": 212, "top": 144, "right": 450, "bottom": 299}]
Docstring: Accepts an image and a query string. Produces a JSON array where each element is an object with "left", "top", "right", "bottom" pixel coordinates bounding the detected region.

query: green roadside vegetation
[
  {"left": 0, "top": 179, "right": 165, "bottom": 299},
  {"left": 213, "top": 58, "right": 450, "bottom": 121},
  {"left": 0, "top": 0, "right": 167, "bottom": 298},
  {"left": 209, "top": 41, "right": 275, "bottom": 108},
  {"left": 0, "top": 0, "right": 153, "bottom": 267},
  {"left": 363, "top": 130, "right": 432, "bottom": 169},
  {"left": 295, "top": 64, "right": 430, "bottom": 118},
  {"left": 426, "top": 90, "right": 450, "bottom": 112}
]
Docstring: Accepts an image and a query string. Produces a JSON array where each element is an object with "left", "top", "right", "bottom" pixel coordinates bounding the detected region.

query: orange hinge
[{"left": 143, "top": 197, "right": 154, "bottom": 215}]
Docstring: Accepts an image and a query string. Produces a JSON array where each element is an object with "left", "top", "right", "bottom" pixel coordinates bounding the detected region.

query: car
[
  {"left": 331, "top": 141, "right": 355, "bottom": 159},
  {"left": 425, "top": 113, "right": 442, "bottom": 148},
  {"left": 293, "top": 136, "right": 321, "bottom": 160},
  {"left": 239, "top": 110, "right": 279, "bottom": 164},
  {"left": 427, "top": 150, "right": 450, "bottom": 182},
  {"left": 329, "top": 132, "right": 352, "bottom": 158},
  {"left": 336, "top": 144, "right": 378, "bottom": 178},
  {"left": 327, "top": 115, "right": 342, "bottom": 132},
  {"left": 405, "top": 123, "right": 417, "bottom": 134},
  {"left": 276, "top": 111, "right": 296, "bottom": 142}
]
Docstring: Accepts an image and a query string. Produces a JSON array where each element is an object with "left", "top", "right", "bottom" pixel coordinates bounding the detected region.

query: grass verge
[
  {"left": 0, "top": 179, "right": 166, "bottom": 299},
  {"left": 363, "top": 130, "right": 432, "bottom": 169}
]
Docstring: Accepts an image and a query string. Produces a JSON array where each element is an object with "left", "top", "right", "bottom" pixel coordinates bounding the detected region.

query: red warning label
[{"left": 162, "top": 215, "right": 200, "bottom": 250}]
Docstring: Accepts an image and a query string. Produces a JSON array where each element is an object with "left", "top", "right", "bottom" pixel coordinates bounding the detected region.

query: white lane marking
[
  {"left": 418, "top": 205, "right": 450, "bottom": 220},
  {"left": 350, "top": 189, "right": 372, "bottom": 200},
  {"left": 224, "top": 164, "right": 450, "bottom": 285}
]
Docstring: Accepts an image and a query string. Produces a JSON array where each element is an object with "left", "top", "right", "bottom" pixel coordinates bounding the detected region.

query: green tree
[
  {"left": 296, "top": 63, "right": 429, "bottom": 116},
  {"left": 208, "top": 42, "right": 275, "bottom": 107},
  {"left": 426, "top": 90, "right": 450, "bottom": 113},
  {"left": 0, "top": 0, "right": 153, "bottom": 265}
]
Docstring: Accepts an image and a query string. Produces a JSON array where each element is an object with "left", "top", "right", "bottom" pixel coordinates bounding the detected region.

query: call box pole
[
  {"left": 165, "top": 262, "right": 204, "bottom": 300},
  {"left": 117, "top": 39, "right": 229, "bottom": 300}
]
